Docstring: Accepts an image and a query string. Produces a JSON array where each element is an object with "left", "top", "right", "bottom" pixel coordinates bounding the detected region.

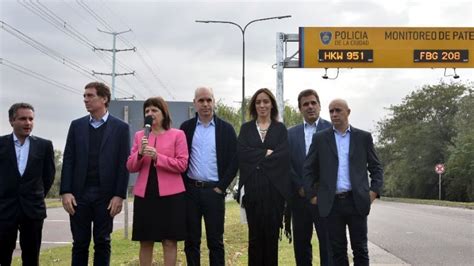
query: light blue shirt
[
  {"left": 334, "top": 126, "right": 352, "bottom": 193},
  {"left": 188, "top": 118, "right": 219, "bottom": 182},
  {"left": 13, "top": 133, "right": 30, "bottom": 176},
  {"left": 89, "top": 111, "right": 109, "bottom": 128},
  {"left": 304, "top": 118, "right": 320, "bottom": 155}
]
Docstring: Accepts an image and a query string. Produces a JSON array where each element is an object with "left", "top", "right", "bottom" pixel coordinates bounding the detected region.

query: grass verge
[
  {"left": 381, "top": 197, "right": 474, "bottom": 209},
  {"left": 45, "top": 198, "right": 63, "bottom": 208},
  {"left": 46, "top": 197, "right": 137, "bottom": 209}
]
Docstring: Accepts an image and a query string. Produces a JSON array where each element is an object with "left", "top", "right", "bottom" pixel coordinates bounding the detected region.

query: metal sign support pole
[
  {"left": 276, "top": 32, "right": 285, "bottom": 122},
  {"left": 439, "top": 173, "right": 442, "bottom": 200},
  {"left": 123, "top": 105, "right": 129, "bottom": 239}
]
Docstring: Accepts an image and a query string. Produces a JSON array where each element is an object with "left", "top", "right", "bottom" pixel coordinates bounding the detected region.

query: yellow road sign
[{"left": 299, "top": 27, "right": 474, "bottom": 68}]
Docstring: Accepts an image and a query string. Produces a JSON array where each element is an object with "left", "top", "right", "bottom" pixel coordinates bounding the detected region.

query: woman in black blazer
[{"left": 237, "top": 88, "right": 291, "bottom": 265}]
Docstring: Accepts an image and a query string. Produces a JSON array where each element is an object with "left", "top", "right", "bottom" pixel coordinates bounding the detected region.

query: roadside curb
[
  {"left": 347, "top": 229, "right": 409, "bottom": 265},
  {"left": 368, "top": 240, "right": 409, "bottom": 265}
]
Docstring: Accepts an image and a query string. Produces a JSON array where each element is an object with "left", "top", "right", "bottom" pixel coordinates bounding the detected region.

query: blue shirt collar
[
  {"left": 304, "top": 118, "right": 320, "bottom": 128},
  {"left": 13, "top": 132, "right": 30, "bottom": 144},
  {"left": 197, "top": 117, "right": 215, "bottom": 127},
  {"left": 333, "top": 125, "right": 351, "bottom": 135},
  {"left": 89, "top": 111, "right": 109, "bottom": 123}
]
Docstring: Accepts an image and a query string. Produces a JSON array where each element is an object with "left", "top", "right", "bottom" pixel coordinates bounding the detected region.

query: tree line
[
  {"left": 48, "top": 82, "right": 473, "bottom": 202},
  {"left": 376, "top": 82, "right": 473, "bottom": 202}
]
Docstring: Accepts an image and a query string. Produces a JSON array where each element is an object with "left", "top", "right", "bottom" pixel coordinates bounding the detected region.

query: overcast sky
[{"left": 1, "top": 0, "right": 473, "bottom": 150}]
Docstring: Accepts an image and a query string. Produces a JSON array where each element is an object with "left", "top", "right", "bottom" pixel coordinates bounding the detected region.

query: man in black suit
[
  {"left": 304, "top": 99, "right": 383, "bottom": 266},
  {"left": 0, "top": 103, "right": 55, "bottom": 266},
  {"left": 60, "top": 82, "right": 130, "bottom": 265},
  {"left": 288, "top": 89, "right": 332, "bottom": 265},
  {"left": 180, "top": 87, "right": 238, "bottom": 266}
]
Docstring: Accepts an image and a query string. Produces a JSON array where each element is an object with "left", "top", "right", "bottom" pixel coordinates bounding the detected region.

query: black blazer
[
  {"left": 0, "top": 134, "right": 55, "bottom": 220},
  {"left": 303, "top": 126, "right": 383, "bottom": 217},
  {"left": 288, "top": 118, "right": 331, "bottom": 194},
  {"left": 60, "top": 115, "right": 130, "bottom": 199},
  {"left": 180, "top": 114, "right": 238, "bottom": 191},
  {"left": 238, "top": 120, "right": 291, "bottom": 201}
]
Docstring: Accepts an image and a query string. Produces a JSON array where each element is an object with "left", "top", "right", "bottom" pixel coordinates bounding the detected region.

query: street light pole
[{"left": 196, "top": 15, "right": 291, "bottom": 126}]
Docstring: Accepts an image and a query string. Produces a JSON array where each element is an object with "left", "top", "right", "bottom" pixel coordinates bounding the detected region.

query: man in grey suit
[
  {"left": 303, "top": 99, "right": 383, "bottom": 266},
  {"left": 288, "top": 89, "right": 332, "bottom": 265}
]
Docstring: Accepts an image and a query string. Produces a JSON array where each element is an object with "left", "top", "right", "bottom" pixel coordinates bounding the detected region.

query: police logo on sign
[{"left": 320, "top": 31, "right": 332, "bottom": 45}]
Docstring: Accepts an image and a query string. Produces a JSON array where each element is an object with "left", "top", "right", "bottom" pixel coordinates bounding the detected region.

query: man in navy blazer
[
  {"left": 303, "top": 99, "right": 383, "bottom": 266},
  {"left": 60, "top": 82, "right": 130, "bottom": 265},
  {"left": 0, "top": 103, "right": 55, "bottom": 266},
  {"left": 288, "top": 89, "right": 332, "bottom": 266}
]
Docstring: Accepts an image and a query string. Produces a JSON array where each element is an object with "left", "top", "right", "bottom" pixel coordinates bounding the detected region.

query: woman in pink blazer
[{"left": 126, "top": 97, "right": 188, "bottom": 266}]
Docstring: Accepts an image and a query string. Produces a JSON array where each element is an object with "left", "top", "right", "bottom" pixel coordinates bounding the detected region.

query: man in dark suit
[
  {"left": 0, "top": 103, "right": 55, "bottom": 266},
  {"left": 288, "top": 89, "right": 332, "bottom": 266},
  {"left": 60, "top": 82, "right": 130, "bottom": 265},
  {"left": 304, "top": 99, "right": 383, "bottom": 266},
  {"left": 180, "top": 87, "right": 238, "bottom": 266}
]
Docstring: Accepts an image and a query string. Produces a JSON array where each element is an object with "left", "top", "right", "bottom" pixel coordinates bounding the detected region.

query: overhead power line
[
  {"left": 13, "top": 2, "right": 141, "bottom": 98},
  {"left": 134, "top": 46, "right": 176, "bottom": 100},
  {"left": 76, "top": 0, "right": 114, "bottom": 32},
  {"left": 75, "top": 0, "right": 157, "bottom": 96},
  {"left": 18, "top": 0, "right": 96, "bottom": 49},
  {"left": 1, "top": 57, "right": 82, "bottom": 95},
  {"left": 1, "top": 20, "right": 134, "bottom": 98},
  {"left": 17, "top": 2, "right": 135, "bottom": 75},
  {"left": 16, "top": 0, "right": 173, "bottom": 100},
  {"left": 93, "top": 28, "right": 136, "bottom": 100},
  {"left": 1, "top": 20, "right": 99, "bottom": 79},
  {"left": 79, "top": 0, "right": 177, "bottom": 99},
  {"left": 72, "top": 0, "right": 162, "bottom": 99}
]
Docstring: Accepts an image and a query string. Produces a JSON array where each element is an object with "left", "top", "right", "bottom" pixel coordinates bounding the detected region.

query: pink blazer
[{"left": 126, "top": 128, "right": 188, "bottom": 197}]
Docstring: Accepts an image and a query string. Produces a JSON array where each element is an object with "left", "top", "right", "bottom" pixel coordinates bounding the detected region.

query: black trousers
[
  {"left": 327, "top": 194, "right": 369, "bottom": 266},
  {"left": 70, "top": 186, "right": 114, "bottom": 266},
  {"left": 0, "top": 213, "right": 44, "bottom": 266},
  {"left": 185, "top": 183, "right": 225, "bottom": 266},
  {"left": 245, "top": 199, "right": 281, "bottom": 266},
  {"left": 292, "top": 196, "right": 333, "bottom": 266}
]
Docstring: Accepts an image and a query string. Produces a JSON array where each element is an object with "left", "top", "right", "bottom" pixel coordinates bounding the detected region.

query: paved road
[
  {"left": 14, "top": 200, "right": 134, "bottom": 255},
  {"left": 368, "top": 200, "right": 474, "bottom": 265}
]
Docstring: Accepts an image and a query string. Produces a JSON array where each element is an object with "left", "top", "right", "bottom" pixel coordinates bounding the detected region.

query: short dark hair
[
  {"left": 143, "top": 97, "right": 172, "bottom": 130},
  {"left": 85, "top": 82, "right": 111, "bottom": 107},
  {"left": 9, "top": 103, "right": 34, "bottom": 121},
  {"left": 297, "top": 89, "right": 320, "bottom": 108},
  {"left": 248, "top": 88, "right": 279, "bottom": 121}
]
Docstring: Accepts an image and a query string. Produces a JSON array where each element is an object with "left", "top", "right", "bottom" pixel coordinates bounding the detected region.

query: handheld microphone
[{"left": 144, "top": 115, "right": 153, "bottom": 138}]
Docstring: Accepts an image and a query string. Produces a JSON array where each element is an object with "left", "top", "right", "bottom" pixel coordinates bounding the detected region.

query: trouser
[
  {"left": 0, "top": 213, "right": 44, "bottom": 266},
  {"left": 185, "top": 182, "right": 226, "bottom": 266},
  {"left": 245, "top": 200, "right": 281, "bottom": 266},
  {"left": 70, "top": 186, "right": 114, "bottom": 266},
  {"left": 327, "top": 193, "right": 368, "bottom": 266},
  {"left": 292, "top": 195, "right": 333, "bottom": 265}
]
